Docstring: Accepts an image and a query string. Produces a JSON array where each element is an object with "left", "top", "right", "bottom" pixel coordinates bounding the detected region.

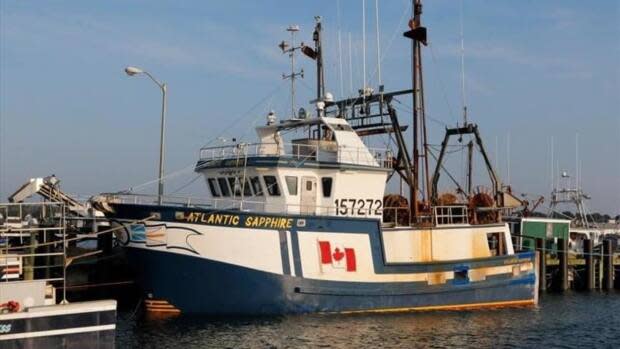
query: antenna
[
  {"left": 495, "top": 135, "right": 499, "bottom": 177},
  {"left": 551, "top": 135, "right": 555, "bottom": 192},
  {"left": 279, "top": 25, "right": 304, "bottom": 118},
  {"left": 374, "top": 0, "right": 382, "bottom": 87},
  {"left": 362, "top": 0, "right": 367, "bottom": 90},
  {"left": 556, "top": 159, "right": 560, "bottom": 191},
  {"left": 348, "top": 32, "right": 353, "bottom": 95},
  {"left": 506, "top": 132, "right": 511, "bottom": 185},
  {"left": 337, "top": 0, "right": 344, "bottom": 98},
  {"left": 459, "top": 0, "right": 468, "bottom": 125},
  {"left": 575, "top": 132, "right": 579, "bottom": 190}
]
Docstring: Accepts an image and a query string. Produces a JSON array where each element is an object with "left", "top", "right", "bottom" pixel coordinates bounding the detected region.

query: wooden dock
[{"left": 534, "top": 238, "right": 620, "bottom": 291}]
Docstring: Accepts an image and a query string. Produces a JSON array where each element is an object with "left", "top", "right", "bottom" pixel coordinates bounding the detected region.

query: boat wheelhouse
[{"left": 195, "top": 116, "right": 391, "bottom": 217}]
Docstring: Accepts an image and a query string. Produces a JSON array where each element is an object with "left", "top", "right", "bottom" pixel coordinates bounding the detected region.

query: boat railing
[
  {"left": 382, "top": 206, "right": 410, "bottom": 226},
  {"left": 198, "top": 142, "right": 392, "bottom": 168},
  {"left": 96, "top": 193, "right": 385, "bottom": 218},
  {"left": 434, "top": 205, "right": 469, "bottom": 226},
  {"left": 1, "top": 202, "right": 67, "bottom": 286},
  {"left": 0, "top": 201, "right": 66, "bottom": 230},
  {"left": 382, "top": 206, "right": 451, "bottom": 227},
  {"left": 97, "top": 193, "right": 214, "bottom": 208},
  {"left": 97, "top": 195, "right": 473, "bottom": 226}
]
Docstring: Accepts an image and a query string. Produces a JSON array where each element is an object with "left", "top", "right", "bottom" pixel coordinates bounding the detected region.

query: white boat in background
[
  {"left": 0, "top": 202, "right": 116, "bottom": 348},
  {"left": 549, "top": 173, "right": 620, "bottom": 252}
]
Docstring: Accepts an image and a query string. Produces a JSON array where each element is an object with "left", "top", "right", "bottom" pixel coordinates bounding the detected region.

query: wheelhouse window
[
  {"left": 487, "top": 232, "right": 505, "bottom": 256},
  {"left": 242, "top": 178, "right": 252, "bottom": 196},
  {"left": 207, "top": 178, "right": 221, "bottom": 197},
  {"left": 321, "top": 177, "right": 333, "bottom": 197},
  {"left": 285, "top": 176, "right": 298, "bottom": 196},
  {"left": 228, "top": 177, "right": 242, "bottom": 197},
  {"left": 250, "top": 176, "right": 263, "bottom": 196},
  {"left": 263, "top": 175, "right": 281, "bottom": 196},
  {"left": 217, "top": 178, "right": 231, "bottom": 197}
]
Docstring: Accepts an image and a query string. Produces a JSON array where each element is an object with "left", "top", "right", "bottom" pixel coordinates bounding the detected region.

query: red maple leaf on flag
[{"left": 318, "top": 241, "right": 356, "bottom": 272}]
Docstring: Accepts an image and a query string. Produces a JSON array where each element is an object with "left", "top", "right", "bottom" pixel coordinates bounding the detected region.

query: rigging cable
[
  {"left": 118, "top": 81, "right": 287, "bottom": 194},
  {"left": 392, "top": 99, "right": 447, "bottom": 127},
  {"left": 169, "top": 174, "right": 203, "bottom": 195},
  {"left": 200, "top": 80, "right": 287, "bottom": 148}
]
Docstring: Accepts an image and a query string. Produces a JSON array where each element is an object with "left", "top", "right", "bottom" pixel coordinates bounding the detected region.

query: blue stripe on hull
[{"left": 126, "top": 248, "right": 536, "bottom": 315}]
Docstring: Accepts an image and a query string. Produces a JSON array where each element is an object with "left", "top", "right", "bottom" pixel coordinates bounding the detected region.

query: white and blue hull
[{"left": 108, "top": 204, "right": 538, "bottom": 315}]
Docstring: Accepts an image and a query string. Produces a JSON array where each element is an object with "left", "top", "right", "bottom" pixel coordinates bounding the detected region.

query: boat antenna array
[
  {"left": 279, "top": 25, "right": 304, "bottom": 118},
  {"left": 271, "top": 0, "right": 512, "bottom": 225}
]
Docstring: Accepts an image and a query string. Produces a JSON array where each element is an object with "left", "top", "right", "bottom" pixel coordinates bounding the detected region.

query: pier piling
[
  {"left": 614, "top": 264, "right": 620, "bottom": 290},
  {"left": 558, "top": 238, "right": 569, "bottom": 291},
  {"left": 603, "top": 240, "right": 614, "bottom": 290},
  {"left": 537, "top": 238, "right": 546, "bottom": 292},
  {"left": 584, "top": 239, "right": 594, "bottom": 291}
]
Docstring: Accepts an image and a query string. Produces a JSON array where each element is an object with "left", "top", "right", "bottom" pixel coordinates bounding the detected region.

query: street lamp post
[{"left": 125, "top": 66, "right": 167, "bottom": 205}]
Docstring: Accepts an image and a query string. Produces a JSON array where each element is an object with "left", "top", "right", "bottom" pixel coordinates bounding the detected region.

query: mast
[
  {"left": 314, "top": 17, "right": 325, "bottom": 102},
  {"left": 301, "top": 17, "right": 325, "bottom": 136},
  {"left": 404, "top": 0, "right": 429, "bottom": 223}
]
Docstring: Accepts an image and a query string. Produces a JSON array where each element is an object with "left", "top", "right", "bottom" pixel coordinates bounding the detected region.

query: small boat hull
[{"left": 0, "top": 300, "right": 116, "bottom": 349}]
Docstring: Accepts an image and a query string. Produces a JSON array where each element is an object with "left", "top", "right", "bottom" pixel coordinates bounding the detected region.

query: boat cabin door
[{"left": 300, "top": 177, "right": 317, "bottom": 215}]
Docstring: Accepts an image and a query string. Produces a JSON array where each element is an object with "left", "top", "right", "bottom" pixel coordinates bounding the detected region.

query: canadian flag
[{"left": 318, "top": 241, "right": 356, "bottom": 272}]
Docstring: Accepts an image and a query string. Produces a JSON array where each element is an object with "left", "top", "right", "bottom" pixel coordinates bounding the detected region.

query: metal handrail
[
  {"left": 198, "top": 142, "right": 392, "bottom": 168},
  {"left": 434, "top": 205, "right": 469, "bottom": 226},
  {"left": 96, "top": 193, "right": 385, "bottom": 218},
  {"left": 1, "top": 202, "right": 67, "bottom": 285}
]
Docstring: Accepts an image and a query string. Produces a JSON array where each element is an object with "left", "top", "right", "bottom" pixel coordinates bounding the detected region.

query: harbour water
[{"left": 116, "top": 291, "right": 620, "bottom": 348}]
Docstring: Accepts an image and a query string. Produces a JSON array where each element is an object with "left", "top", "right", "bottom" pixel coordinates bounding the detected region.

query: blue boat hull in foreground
[{"left": 126, "top": 247, "right": 537, "bottom": 315}]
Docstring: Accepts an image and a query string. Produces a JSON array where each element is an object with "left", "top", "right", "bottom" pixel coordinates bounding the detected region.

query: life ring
[{"left": 1, "top": 300, "right": 20, "bottom": 313}]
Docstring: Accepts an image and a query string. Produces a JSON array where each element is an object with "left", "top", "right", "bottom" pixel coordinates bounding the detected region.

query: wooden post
[
  {"left": 558, "top": 238, "right": 569, "bottom": 291},
  {"left": 584, "top": 239, "right": 594, "bottom": 290},
  {"left": 603, "top": 240, "right": 614, "bottom": 290},
  {"left": 612, "top": 251, "right": 620, "bottom": 289},
  {"left": 537, "top": 238, "right": 546, "bottom": 291}
]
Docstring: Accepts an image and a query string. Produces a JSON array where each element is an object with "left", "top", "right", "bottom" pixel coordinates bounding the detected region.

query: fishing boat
[
  {"left": 92, "top": 1, "right": 538, "bottom": 315},
  {"left": 0, "top": 202, "right": 116, "bottom": 348},
  {"left": 549, "top": 172, "right": 620, "bottom": 252}
]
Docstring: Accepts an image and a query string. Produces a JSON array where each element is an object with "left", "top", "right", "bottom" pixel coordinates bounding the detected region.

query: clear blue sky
[{"left": 1, "top": 0, "right": 619, "bottom": 214}]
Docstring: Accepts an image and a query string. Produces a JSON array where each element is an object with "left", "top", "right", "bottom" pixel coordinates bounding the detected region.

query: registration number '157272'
[{"left": 334, "top": 199, "right": 382, "bottom": 216}]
